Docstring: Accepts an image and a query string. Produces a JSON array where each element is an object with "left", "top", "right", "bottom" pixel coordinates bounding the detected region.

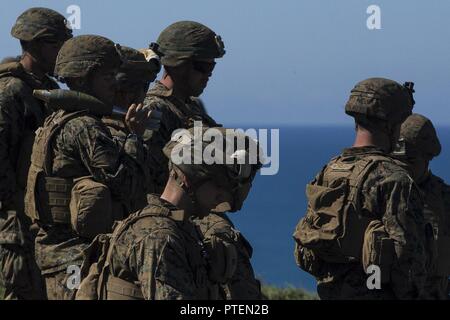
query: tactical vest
[
  {"left": 25, "top": 110, "right": 86, "bottom": 225},
  {"left": 0, "top": 63, "right": 57, "bottom": 217},
  {"left": 76, "top": 203, "right": 210, "bottom": 300},
  {"left": 294, "top": 154, "right": 393, "bottom": 267}
]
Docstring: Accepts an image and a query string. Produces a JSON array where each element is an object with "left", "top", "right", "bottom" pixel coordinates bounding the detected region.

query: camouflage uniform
[
  {"left": 0, "top": 7, "right": 72, "bottom": 300},
  {"left": 393, "top": 114, "right": 450, "bottom": 299},
  {"left": 105, "top": 195, "right": 211, "bottom": 300},
  {"left": 24, "top": 35, "right": 151, "bottom": 300},
  {"left": 144, "top": 21, "right": 261, "bottom": 299},
  {"left": 75, "top": 127, "right": 262, "bottom": 300},
  {"left": 294, "top": 78, "right": 428, "bottom": 299},
  {"left": 102, "top": 45, "right": 161, "bottom": 208}
]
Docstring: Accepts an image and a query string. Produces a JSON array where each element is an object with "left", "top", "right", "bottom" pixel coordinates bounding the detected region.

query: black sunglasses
[{"left": 192, "top": 60, "right": 216, "bottom": 74}]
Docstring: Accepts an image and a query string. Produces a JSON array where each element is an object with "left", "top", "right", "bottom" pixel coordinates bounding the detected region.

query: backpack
[{"left": 294, "top": 154, "right": 391, "bottom": 267}]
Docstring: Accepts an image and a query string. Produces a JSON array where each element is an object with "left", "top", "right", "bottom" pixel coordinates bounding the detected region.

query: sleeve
[
  {"left": 226, "top": 232, "right": 262, "bottom": 299},
  {"left": 66, "top": 117, "right": 151, "bottom": 208},
  {"left": 197, "top": 214, "right": 261, "bottom": 299},
  {"left": 130, "top": 230, "right": 198, "bottom": 300},
  {"left": 372, "top": 172, "right": 427, "bottom": 299},
  {"left": 0, "top": 93, "right": 21, "bottom": 206},
  {"left": 143, "top": 97, "right": 176, "bottom": 192}
]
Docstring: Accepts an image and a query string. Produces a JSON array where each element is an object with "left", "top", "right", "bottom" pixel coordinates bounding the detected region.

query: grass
[
  {"left": 261, "top": 284, "right": 318, "bottom": 300},
  {"left": 0, "top": 281, "right": 317, "bottom": 301}
]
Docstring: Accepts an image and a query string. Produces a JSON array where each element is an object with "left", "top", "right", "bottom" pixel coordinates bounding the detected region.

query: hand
[
  {"left": 125, "top": 103, "right": 147, "bottom": 136},
  {"left": 125, "top": 103, "right": 162, "bottom": 136}
]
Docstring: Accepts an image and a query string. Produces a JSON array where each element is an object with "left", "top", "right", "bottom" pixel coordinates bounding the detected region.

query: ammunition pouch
[{"left": 204, "top": 235, "right": 238, "bottom": 284}]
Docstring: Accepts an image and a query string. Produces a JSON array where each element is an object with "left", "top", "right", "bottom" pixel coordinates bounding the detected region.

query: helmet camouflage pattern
[
  {"left": 115, "top": 45, "right": 161, "bottom": 87},
  {"left": 152, "top": 20, "right": 225, "bottom": 67},
  {"left": 54, "top": 35, "right": 121, "bottom": 79},
  {"left": 345, "top": 78, "right": 414, "bottom": 126},
  {"left": 11, "top": 7, "right": 73, "bottom": 42},
  {"left": 163, "top": 127, "right": 262, "bottom": 212},
  {"left": 398, "top": 113, "right": 441, "bottom": 160}
]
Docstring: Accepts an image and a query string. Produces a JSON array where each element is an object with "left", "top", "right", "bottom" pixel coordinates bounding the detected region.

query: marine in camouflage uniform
[
  {"left": 24, "top": 35, "right": 153, "bottom": 300},
  {"left": 104, "top": 45, "right": 161, "bottom": 146},
  {"left": 294, "top": 78, "right": 428, "bottom": 299},
  {"left": 75, "top": 127, "right": 262, "bottom": 300},
  {"left": 102, "top": 46, "right": 162, "bottom": 205},
  {"left": 143, "top": 21, "right": 261, "bottom": 299},
  {"left": 0, "top": 7, "right": 72, "bottom": 300},
  {"left": 393, "top": 113, "right": 450, "bottom": 299}
]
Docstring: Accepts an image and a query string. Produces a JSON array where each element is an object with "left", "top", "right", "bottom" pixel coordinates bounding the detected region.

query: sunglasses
[{"left": 192, "top": 60, "right": 216, "bottom": 74}]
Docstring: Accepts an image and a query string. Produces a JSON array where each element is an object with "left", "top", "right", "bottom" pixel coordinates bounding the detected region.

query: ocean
[{"left": 230, "top": 126, "right": 450, "bottom": 292}]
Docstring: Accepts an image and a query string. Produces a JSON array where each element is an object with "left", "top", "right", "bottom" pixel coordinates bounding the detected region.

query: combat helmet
[
  {"left": 395, "top": 113, "right": 441, "bottom": 160},
  {"left": 115, "top": 45, "right": 161, "bottom": 88},
  {"left": 11, "top": 7, "right": 73, "bottom": 42},
  {"left": 163, "top": 127, "right": 262, "bottom": 212},
  {"left": 345, "top": 78, "right": 414, "bottom": 126},
  {"left": 54, "top": 35, "right": 122, "bottom": 79},
  {"left": 151, "top": 21, "right": 226, "bottom": 67}
]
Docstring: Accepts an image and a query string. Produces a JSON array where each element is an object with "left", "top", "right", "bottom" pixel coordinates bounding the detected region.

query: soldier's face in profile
[
  {"left": 36, "top": 38, "right": 66, "bottom": 75},
  {"left": 90, "top": 67, "right": 118, "bottom": 105},
  {"left": 185, "top": 58, "right": 215, "bottom": 97},
  {"left": 194, "top": 180, "right": 234, "bottom": 215}
]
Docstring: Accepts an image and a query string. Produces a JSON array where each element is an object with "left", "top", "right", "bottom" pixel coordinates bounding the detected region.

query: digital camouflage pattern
[
  {"left": 26, "top": 35, "right": 152, "bottom": 299},
  {"left": 195, "top": 213, "right": 262, "bottom": 299},
  {"left": 11, "top": 7, "right": 72, "bottom": 42},
  {"left": 32, "top": 108, "right": 152, "bottom": 299},
  {"left": 153, "top": 21, "right": 225, "bottom": 67},
  {"left": 144, "top": 83, "right": 261, "bottom": 299},
  {"left": 294, "top": 146, "right": 427, "bottom": 299},
  {"left": 0, "top": 61, "right": 59, "bottom": 300},
  {"left": 55, "top": 35, "right": 121, "bottom": 79},
  {"left": 394, "top": 114, "right": 450, "bottom": 299},
  {"left": 144, "top": 81, "right": 219, "bottom": 192},
  {"left": 115, "top": 46, "right": 160, "bottom": 89},
  {"left": 417, "top": 173, "right": 450, "bottom": 299},
  {"left": 345, "top": 78, "right": 414, "bottom": 125},
  {"left": 398, "top": 113, "right": 441, "bottom": 160},
  {"left": 106, "top": 196, "right": 211, "bottom": 300}
]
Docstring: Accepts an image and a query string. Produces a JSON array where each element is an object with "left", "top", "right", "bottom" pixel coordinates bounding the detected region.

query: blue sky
[{"left": 1, "top": 0, "right": 449, "bottom": 126}]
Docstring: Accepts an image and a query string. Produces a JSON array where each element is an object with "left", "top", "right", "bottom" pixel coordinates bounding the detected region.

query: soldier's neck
[
  {"left": 160, "top": 182, "right": 196, "bottom": 218},
  {"left": 20, "top": 54, "right": 46, "bottom": 79},
  {"left": 353, "top": 130, "right": 390, "bottom": 153}
]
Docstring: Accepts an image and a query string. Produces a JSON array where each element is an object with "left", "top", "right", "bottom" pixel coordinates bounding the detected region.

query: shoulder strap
[
  {"left": 347, "top": 155, "right": 392, "bottom": 204},
  {"left": 36, "top": 111, "right": 87, "bottom": 174}
]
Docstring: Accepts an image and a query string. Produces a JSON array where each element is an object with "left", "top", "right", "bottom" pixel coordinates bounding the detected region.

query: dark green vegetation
[{"left": 261, "top": 284, "right": 318, "bottom": 300}]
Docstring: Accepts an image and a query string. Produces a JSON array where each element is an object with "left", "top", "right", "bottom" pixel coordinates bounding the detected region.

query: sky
[{"left": 1, "top": 0, "right": 450, "bottom": 126}]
